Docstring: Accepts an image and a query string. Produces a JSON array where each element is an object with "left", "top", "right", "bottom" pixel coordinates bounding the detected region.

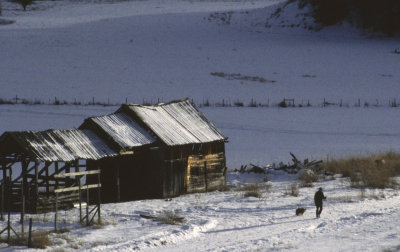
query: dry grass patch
[
  {"left": 323, "top": 152, "right": 400, "bottom": 189},
  {"left": 239, "top": 183, "right": 271, "bottom": 198}
]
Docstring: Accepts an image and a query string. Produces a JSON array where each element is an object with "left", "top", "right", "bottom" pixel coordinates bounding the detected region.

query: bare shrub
[
  {"left": 299, "top": 170, "right": 318, "bottom": 187},
  {"left": 322, "top": 152, "right": 400, "bottom": 189},
  {"left": 157, "top": 211, "right": 185, "bottom": 225},
  {"left": 218, "top": 184, "right": 232, "bottom": 192},
  {"left": 285, "top": 183, "right": 299, "bottom": 197},
  {"left": 239, "top": 183, "right": 271, "bottom": 198},
  {"left": 0, "top": 230, "right": 54, "bottom": 249},
  {"left": 0, "top": 236, "right": 27, "bottom": 247},
  {"left": 242, "top": 183, "right": 262, "bottom": 198}
]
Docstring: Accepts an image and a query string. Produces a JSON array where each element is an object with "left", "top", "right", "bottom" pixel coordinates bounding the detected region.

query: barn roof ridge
[{"left": 120, "top": 98, "right": 227, "bottom": 146}]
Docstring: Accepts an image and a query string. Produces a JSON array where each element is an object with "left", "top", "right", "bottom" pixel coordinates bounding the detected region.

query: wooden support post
[
  {"left": 78, "top": 178, "right": 82, "bottom": 223},
  {"left": 34, "top": 161, "right": 39, "bottom": 205},
  {"left": 20, "top": 177, "right": 25, "bottom": 223},
  {"left": 22, "top": 158, "right": 28, "bottom": 211},
  {"left": 1, "top": 183, "right": 4, "bottom": 221},
  {"left": 21, "top": 195, "right": 25, "bottom": 238},
  {"left": 204, "top": 161, "right": 208, "bottom": 192},
  {"left": 55, "top": 192, "right": 58, "bottom": 231},
  {"left": 28, "top": 218, "right": 33, "bottom": 248},
  {"left": 66, "top": 162, "right": 71, "bottom": 186},
  {"left": 2, "top": 161, "right": 6, "bottom": 183},
  {"left": 55, "top": 162, "right": 59, "bottom": 189},
  {"left": 86, "top": 188, "right": 89, "bottom": 226},
  {"left": 45, "top": 162, "right": 50, "bottom": 198},
  {"left": 9, "top": 163, "right": 12, "bottom": 182},
  {"left": 7, "top": 193, "right": 10, "bottom": 241},
  {"left": 2, "top": 161, "right": 7, "bottom": 215},
  {"left": 97, "top": 172, "right": 101, "bottom": 223}
]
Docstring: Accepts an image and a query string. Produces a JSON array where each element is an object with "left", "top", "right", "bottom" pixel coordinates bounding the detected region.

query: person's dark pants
[{"left": 316, "top": 204, "right": 323, "bottom": 217}]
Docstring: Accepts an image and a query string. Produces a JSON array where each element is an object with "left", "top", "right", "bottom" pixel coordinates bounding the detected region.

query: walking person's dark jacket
[
  {"left": 314, "top": 187, "right": 327, "bottom": 218},
  {"left": 314, "top": 188, "right": 326, "bottom": 206}
]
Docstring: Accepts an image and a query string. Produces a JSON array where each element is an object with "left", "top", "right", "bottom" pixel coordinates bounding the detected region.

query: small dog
[{"left": 296, "top": 208, "right": 306, "bottom": 216}]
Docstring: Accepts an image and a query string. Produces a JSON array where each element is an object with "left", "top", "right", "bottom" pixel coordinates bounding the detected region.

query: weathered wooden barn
[
  {"left": 0, "top": 129, "right": 117, "bottom": 213},
  {"left": 81, "top": 98, "right": 228, "bottom": 202},
  {"left": 0, "top": 98, "right": 228, "bottom": 211}
]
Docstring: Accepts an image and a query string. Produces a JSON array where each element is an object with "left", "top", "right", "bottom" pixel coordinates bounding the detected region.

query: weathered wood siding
[
  {"left": 186, "top": 152, "right": 226, "bottom": 193},
  {"left": 162, "top": 159, "right": 186, "bottom": 198}
]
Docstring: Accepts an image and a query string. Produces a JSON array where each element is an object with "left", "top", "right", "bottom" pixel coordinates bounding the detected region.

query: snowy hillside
[
  {"left": 1, "top": 0, "right": 399, "bottom": 105},
  {"left": 1, "top": 0, "right": 400, "bottom": 251}
]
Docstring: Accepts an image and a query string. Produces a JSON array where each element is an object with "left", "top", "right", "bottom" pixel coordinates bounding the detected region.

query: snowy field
[{"left": 1, "top": 0, "right": 400, "bottom": 251}]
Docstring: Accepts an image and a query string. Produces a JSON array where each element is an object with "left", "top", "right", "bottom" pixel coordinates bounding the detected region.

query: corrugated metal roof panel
[
  {"left": 1, "top": 129, "right": 117, "bottom": 162},
  {"left": 164, "top": 100, "right": 227, "bottom": 143},
  {"left": 89, "top": 113, "right": 156, "bottom": 149},
  {"left": 126, "top": 99, "right": 226, "bottom": 146}
]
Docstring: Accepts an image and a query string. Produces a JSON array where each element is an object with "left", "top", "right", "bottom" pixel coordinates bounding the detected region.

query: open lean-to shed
[
  {"left": 80, "top": 98, "right": 228, "bottom": 203},
  {"left": 0, "top": 129, "right": 117, "bottom": 213}
]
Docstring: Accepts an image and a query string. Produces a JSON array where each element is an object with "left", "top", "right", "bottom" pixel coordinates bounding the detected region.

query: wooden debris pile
[
  {"left": 234, "top": 153, "right": 323, "bottom": 175},
  {"left": 275, "top": 153, "right": 323, "bottom": 174},
  {"left": 235, "top": 164, "right": 266, "bottom": 174}
]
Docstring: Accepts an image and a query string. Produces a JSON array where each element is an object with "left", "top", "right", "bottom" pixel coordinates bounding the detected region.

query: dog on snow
[{"left": 296, "top": 208, "right": 306, "bottom": 216}]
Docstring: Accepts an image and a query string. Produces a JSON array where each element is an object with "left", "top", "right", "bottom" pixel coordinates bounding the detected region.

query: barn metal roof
[
  {"left": 84, "top": 112, "right": 157, "bottom": 150},
  {"left": 123, "top": 99, "right": 227, "bottom": 146},
  {"left": 0, "top": 129, "right": 117, "bottom": 162}
]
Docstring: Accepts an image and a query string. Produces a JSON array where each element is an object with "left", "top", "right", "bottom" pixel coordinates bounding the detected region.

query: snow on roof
[
  {"left": 123, "top": 99, "right": 227, "bottom": 146},
  {"left": 85, "top": 112, "right": 157, "bottom": 150},
  {"left": 0, "top": 129, "right": 117, "bottom": 162}
]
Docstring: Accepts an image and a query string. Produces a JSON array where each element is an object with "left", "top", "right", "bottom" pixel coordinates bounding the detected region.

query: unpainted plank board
[{"left": 54, "top": 184, "right": 101, "bottom": 193}]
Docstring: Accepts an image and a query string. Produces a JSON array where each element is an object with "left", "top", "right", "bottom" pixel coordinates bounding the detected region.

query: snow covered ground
[
  {"left": 2, "top": 170, "right": 400, "bottom": 251},
  {"left": 1, "top": 0, "right": 400, "bottom": 251}
]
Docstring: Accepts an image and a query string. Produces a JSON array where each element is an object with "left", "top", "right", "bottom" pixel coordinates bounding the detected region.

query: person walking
[{"left": 314, "top": 187, "right": 326, "bottom": 218}]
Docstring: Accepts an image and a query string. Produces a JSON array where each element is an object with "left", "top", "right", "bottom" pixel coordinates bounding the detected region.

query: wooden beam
[
  {"left": 54, "top": 184, "right": 101, "bottom": 193},
  {"left": 54, "top": 170, "right": 100, "bottom": 178}
]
